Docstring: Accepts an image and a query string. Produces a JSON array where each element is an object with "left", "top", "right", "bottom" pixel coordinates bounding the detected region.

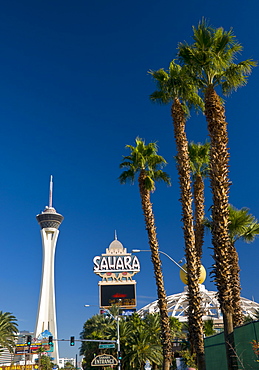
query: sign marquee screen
[{"left": 100, "top": 284, "right": 136, "bottom": 307}]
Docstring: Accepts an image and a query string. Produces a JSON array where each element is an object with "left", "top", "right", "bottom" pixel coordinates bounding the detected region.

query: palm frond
[
  {"left": 149, "top": 61, "right": 203, "bottom": 113},
  {"left": 150, "top": 90, "right": 171, "bottom": 104},
  {"left": 178, "top": 20, "right": 257, "bottom": 93},
  {"left": 152, "top": 170, "right": 171, "bottom": 186},
  {"left": 119, "top": 169, "right": 135, "bottom": 185},
  {"left": 119, "top": 137, "right": 170, "bottom": 192},
  {"left": 188, "top": 140, "right": 210, "bottom": 178}
]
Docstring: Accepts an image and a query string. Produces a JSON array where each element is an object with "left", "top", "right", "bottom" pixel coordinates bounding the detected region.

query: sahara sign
[
  {"left": 91, "top": 354, "right": 118, "bottom": 366},
  {"left": 93, "top": 238, "right": 140, "bottom": 283},
  {"left": 93, "top": 255, "right": 140, "bottom": 273}
]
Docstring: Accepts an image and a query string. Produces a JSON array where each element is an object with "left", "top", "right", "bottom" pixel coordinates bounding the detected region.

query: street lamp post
[
  {"left": 102, "top": 308, "right": 121, "bottom": 370},
  {"left": 131, "top": 249, "right": 187, "bottom": 273}
]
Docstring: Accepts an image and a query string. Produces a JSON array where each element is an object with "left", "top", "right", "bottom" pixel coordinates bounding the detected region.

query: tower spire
[{"left": 49, "top": 175, "right": 53, "bottom": 208}]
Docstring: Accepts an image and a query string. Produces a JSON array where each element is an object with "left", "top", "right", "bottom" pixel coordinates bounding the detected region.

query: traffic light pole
[{"left": 116, "top": 316, "right": 121, "bottom": 370}]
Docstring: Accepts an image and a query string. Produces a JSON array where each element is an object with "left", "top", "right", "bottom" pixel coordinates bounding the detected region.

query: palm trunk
[
  {"left": 229, "top": 244, "right": 243, "bottom": 327},
  {"left": 193, "top": 174, "right": 205, "bottom": 261},
  {"left": 171, "top": 98, "right": 206, "bottom": 370},
  {"left": 204, "top": 85, "right": 239, "bottom": 369},
  {"left": 138, "top": 171, "right": 172, "bottom": 370}
]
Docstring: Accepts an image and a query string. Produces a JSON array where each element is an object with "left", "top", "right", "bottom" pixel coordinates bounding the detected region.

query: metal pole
[
  {"left": 131, "top": 249, "right": 187, "bottom": 273},
  {"left": 117, "top": 316, "right": 121, "bottom": 370}
]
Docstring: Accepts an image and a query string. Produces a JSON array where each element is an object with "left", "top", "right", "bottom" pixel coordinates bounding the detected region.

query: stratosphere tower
[{"left": 35, "top": 176, "right": 63, "bottom": 363}]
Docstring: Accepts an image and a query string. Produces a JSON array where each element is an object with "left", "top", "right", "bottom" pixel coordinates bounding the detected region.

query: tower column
[{"left": 35, "top": 177, "right": 63, "bottom": 364}]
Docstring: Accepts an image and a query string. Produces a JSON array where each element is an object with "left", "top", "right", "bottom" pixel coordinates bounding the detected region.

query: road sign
[
  {"left": 91, "top": 354, "right": 118, "bottom": 367},
  {"left": 99, "top": 343, "right": 115, "bottom": 349}
]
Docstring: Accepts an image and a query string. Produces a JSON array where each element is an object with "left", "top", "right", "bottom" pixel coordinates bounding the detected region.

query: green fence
[{"left": 204, "top": 321, "right": 259, "bottom": 369}]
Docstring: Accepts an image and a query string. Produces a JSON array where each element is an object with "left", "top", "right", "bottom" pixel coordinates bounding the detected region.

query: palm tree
[
  {"left": 149, "top": 61, "right": 206, "bottom": 370},
  {"left": 228, "top": 205, "right": 259, "bottom": 327},
  {"left": 36, "top": 345, "right": 46, "bottom": 370},
  {"left": 123, "top": 328, "right": 162, "bottom": 369},
  {"left": 38, "top": 355, "right": 54, "bottom": 370},
  {"left": 188, "top": 141, "right": 210, "bottom": 260},
  {"left": 80, "top": 313, "right": 115, "bottom": 369},
  {"left": 143, "top": 313, "right": 161, "bottom": 345},
  {"left": 205, "top": 205, "right": 259, "bottom": 330},
  {"left": 119, "top": 137, "right": 172, "bottom": 370},
  {"left": 122, "top": 315, "right": 163, "bottom": 369},
  {"left": 178, "top": 20, "right": 256, "bottom": 369},
  {"left": 0, "top": 311, "right": 18, "bottom": 353}
]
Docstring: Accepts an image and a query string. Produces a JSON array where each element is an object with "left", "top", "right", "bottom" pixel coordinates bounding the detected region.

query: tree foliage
[
  {"left": 38, "top": 355, "right": 55, "bottom": 370},
  {"left": 0, "top": 311, "right": 18, "bottom": 353},
  {"left": 80, "top": 313, "right": 185, "bottom": 370}
]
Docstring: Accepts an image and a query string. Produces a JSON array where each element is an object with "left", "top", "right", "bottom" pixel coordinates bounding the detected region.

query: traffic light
[
  {"left": 48, "top": 336, "right": 53, "bottom": 345},
  {"left": 70, "top": 336, "right": 75, "bottom": 346},
  {"left": 26, "top": 335, "right": 32, "bottom": 346}
]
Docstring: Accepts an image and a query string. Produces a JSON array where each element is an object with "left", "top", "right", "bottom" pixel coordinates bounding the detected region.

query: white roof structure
[{"left": 137, "top": 285, "right": 259, "bottom": 323}]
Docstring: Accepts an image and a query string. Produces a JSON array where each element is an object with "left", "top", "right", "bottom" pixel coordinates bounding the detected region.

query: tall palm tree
[
  {"left": 178, "top": 20, "right": 256, "bottom": 369},
  {"left": 149, "top": 61, "right": 206, "bottom": 370},
  {"left": 0, "top": 311, "right": 18, "bottom": 353},
  {"left": 119, "top": 137, "right": 172, "bottom": 370},
  {"left": 188, "top": 141, "right": 210, "bottom": 261}
]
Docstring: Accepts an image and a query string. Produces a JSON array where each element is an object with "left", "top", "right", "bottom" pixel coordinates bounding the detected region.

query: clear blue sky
[{"left": 1, "top": 0, "right": 259, "bottom": 359}]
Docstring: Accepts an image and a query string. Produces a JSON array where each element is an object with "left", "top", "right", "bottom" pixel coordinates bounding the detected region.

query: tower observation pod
[{"left": 35, "top": 176, "right": 63, "bottom": 364}]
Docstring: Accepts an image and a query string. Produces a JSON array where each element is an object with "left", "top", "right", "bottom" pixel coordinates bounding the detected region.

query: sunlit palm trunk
[
  {"left": 193, "top": 174, "right": 205, "bottom": 260},
  {"left": 171, "top": 98, "right": 205, "bottom": 370},
  {"left": 205, "top": 85, "right": 240, "bottom": 369},
  {"left": 229, "top": 244, "right": 243, "bottom": 327},
  {"left": 138, "top": 170, "right": 172, "bottom": 370}
]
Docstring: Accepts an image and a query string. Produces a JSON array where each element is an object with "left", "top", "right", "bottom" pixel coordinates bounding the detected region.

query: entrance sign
[{"left": 91, "top": 354, "right": 118, "bottom": 366}]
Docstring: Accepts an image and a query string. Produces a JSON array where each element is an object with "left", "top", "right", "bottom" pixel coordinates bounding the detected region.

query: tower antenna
[{"left": 49, "top": 175, "right": 53, "bottom": 208}]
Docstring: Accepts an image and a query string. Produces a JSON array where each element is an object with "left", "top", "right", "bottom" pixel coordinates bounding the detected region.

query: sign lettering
[
  {"left": 91, "top": 354, "right": 118, "bottom": 367},
  {"left": 93, "top": 255, "right": 140, "bottom": 273}
]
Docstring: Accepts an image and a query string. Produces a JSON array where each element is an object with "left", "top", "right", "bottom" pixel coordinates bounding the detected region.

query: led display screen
[{"left": 100, "top": 284, "right": 136, "bottom": 307}]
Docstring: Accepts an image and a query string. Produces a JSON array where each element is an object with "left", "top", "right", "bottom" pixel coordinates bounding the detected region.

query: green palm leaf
[{"left": 0, "top": 311, "right": 18, "bottom": 353}]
